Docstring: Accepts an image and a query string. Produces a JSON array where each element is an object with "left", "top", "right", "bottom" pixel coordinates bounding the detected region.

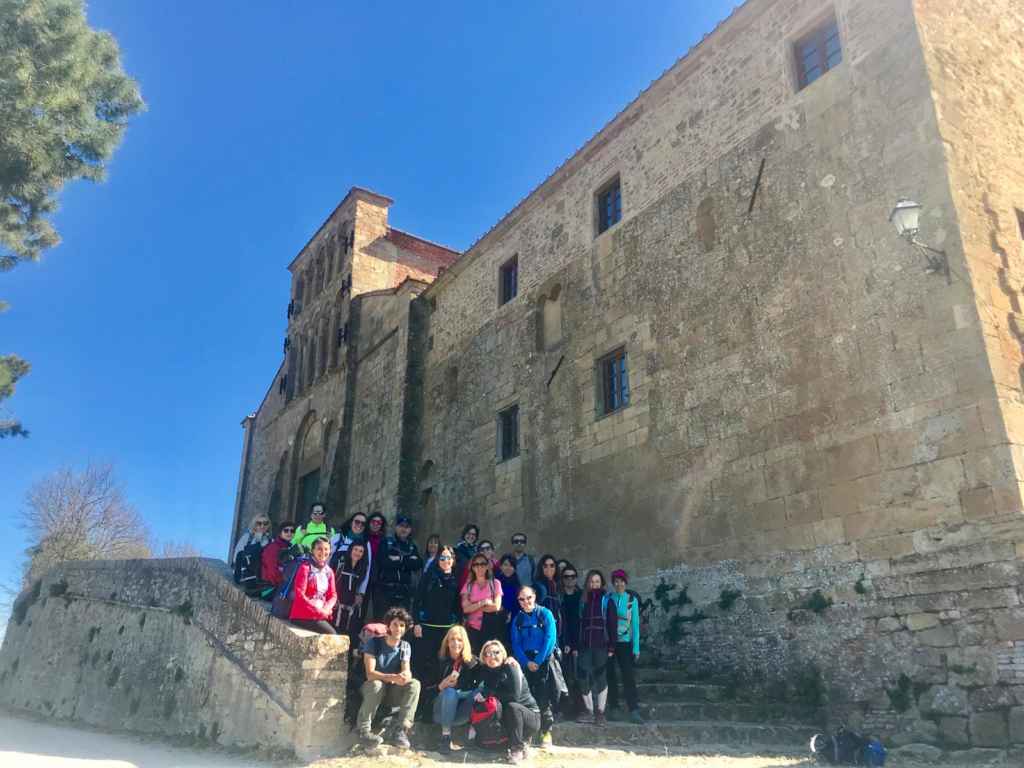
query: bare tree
[
  {"left": 158, "top": 540, "right": 202, "bottom": 558},
  {"left": 21, "top": 463, "right": 151, "bottom": 584}
]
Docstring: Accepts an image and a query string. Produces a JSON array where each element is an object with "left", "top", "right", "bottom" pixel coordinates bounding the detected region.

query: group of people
[{"left": 232, "top": 504, "right": 647, "bottom": 763}]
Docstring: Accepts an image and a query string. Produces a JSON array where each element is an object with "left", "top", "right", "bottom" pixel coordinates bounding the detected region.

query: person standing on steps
[
  {"left": 496, "top": 554, "right": 522, "bottom": 627},
  {"left": 606, "top": 569, "right": 644, "bottom": 724},
  {"left": 411, "top": 544, "right": 461, "bottom": 709},
  {"left": 373, "top": 515, "right": 422, "bottom": 617},
  {"left": 294, "top": 502, "right": 336, "bottom": 552},
  {"left": 366, "top": 512, "right": 387, "bottom": 561},
  {"left": 356, "top": 607, "right": 421, "bottom": 750},
  {"left": 509, "top": 586, "right": 558, "bottom": 749},
  {"left": 558, "top": 563, "right": 582, "bottom": 719},
  {"left": 454, "top": 524, "right": 479, "bottom": 589},
  {"left": 422, "top": 533, "right": 441, "bottom": 574},
  {"left": 576, "top": 570, "right": 617, "bottom": 726},
  {"left": 510, "top": 533, "right": 535, "bottom": 589},
  {"left": 462, "top": 553, "right": 504, "bottom": 653},
  {"left": 334, "top": 541, "right": 369, "bottom": 637}
]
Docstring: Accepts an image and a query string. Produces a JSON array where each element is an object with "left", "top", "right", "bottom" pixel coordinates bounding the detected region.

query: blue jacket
[{"left": 510, "top": 605, "right": 557, "bottom": 667}]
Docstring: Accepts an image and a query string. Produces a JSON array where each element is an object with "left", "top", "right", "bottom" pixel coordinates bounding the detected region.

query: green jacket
[{"left": 295, "top": 521, "right": 335, "bottom": 551}]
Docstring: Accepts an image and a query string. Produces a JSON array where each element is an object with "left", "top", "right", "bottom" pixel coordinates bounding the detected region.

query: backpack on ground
[
  {"left": 271, "top": 555, "right": 308, "bottom": 620},
  {"left": 810, "top": 727, "right": 886, "bottom": 766},
  {"left": 469, "top": 696, "right": 508, "bottom": 751}
]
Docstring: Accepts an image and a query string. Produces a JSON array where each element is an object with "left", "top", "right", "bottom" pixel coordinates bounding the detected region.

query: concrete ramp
[{"left": 0, "top": 558, "right": 350, "bottom": 761}]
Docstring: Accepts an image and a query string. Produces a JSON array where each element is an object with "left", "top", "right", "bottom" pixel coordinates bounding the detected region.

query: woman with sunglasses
[
  {"left": 295, "top": 502, "right": 336, "bottom": 552},
  {"left": 462, "top": 553, "right": 504, "bottom": 653},
  {"left": 288, "top": 537, "right": 338, "bottom": 635},
  {"left": 533, "top": 554, "right": 562, "bottom": 635},
  {"left": 412, "top": 544, "right": 461, "bottom": 701},
  {"left": 232, "top": 514, "right": 272, "bottom": 562},
  {"left": 476, "top": 640, "right": 540, "bottom": 764},
  {"left": 261, "top": 520, "right": 297, "bottom": 587},
  {"left": 366, "top": 513, "right": 388, "bottom": 561},
  {"left": 557, "top": 562, "right": 582, "bottom": 718}
]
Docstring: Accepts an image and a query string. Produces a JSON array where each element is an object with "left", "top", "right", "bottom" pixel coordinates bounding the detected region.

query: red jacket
[
  {"left": 289, "top": 561, "right": 338, "bottom": 621},
  {"left": 261, "top": 537, "right": 289, "bottom": 586}
]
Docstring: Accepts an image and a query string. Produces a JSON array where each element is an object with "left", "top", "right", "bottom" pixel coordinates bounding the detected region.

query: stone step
[
  {"left": 551, "top": 720, "right": 816, "bottom": 750},
  {"left": 622, "top": 701, "right": 822, "bottom": 726},
  {"left": 636, "top": 682, "right": 727, "bottom": 702},
  {"left": 633, "top": 667, "right": 695, "bottom": 683}
]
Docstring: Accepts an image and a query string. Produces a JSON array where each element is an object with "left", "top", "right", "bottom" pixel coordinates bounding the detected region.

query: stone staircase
[{"left": 550, "top": 664, "right": 822, "bottom": 754}]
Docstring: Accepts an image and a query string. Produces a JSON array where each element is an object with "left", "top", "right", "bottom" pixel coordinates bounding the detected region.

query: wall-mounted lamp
[{"left": 889, "top": 198, "right": 950, "bottom": 284}]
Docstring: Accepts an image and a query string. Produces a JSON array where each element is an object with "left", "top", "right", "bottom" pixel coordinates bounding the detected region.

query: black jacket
[
  {"left": 376, "top": 536, "right": 423, "bottom": 591},
  {"left": 439, "top": 655, "right": 483, "bottom": 693},
  {"left": 412, "top": 565, "right": 461, "bottom": 626},
  {"left": 477, "top": 663, "right": 539, "bottom": 712}
]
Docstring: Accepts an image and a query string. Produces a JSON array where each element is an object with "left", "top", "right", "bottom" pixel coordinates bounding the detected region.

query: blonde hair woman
[
  {"left": 475, "top": 640, "right": 541, "bottom": 763},
  {"left": 232, "top": 514, "right": 272, "bottom": 561},
  {"left": 433, "top": 625, "right": 480, "bottom": 753}
]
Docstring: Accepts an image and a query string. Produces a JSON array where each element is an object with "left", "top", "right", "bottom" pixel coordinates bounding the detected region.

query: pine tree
[{"left": 0, "top": 0, "right": 144, "bottom": 437}]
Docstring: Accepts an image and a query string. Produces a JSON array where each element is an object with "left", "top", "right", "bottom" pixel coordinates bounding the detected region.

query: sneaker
[
  {"left": 439, "top": 734, "right": 453, "bottom": 754},
  {"left": 508, "top": 748, "right": 526, "bottom": 764},
  {"left": 595, "top": 711, "right": 607, "bottom": 727},
  {"left": 629, "top": 709, "right": 646, "bottom": 724},
  {"left": 358, "top": 730, "right": 383, "bottom": 748},
  {"left": 539, "top": 731, "right": 553, "bottom": 750},
  {"left": 575, "top": 710, "right": 595, "bottom": 725},
  {"left": 390, "top": 728, "right": 411, "bottom": 750}
]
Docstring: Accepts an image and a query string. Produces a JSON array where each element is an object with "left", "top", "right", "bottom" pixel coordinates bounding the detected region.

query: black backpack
[
  {"left": 271, "top": 556, "right": 309, "bottom": 619},
  {"left": 810, "top": 727, "right": 886, "bottom": 766},
  {"left": 234, "top": 538, "right": 264, "bottom": 585}
]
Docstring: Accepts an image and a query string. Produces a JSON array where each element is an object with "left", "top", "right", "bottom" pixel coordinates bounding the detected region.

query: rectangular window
[
  {"left": 498, "top": 404, "right": 520, "bottom": 461},
  {"left": 598, "top": 348, "right": 630, "bottom": 416},
  {"left": 499, "top": 256, "right": 518, "bottom": 305},
  {"left": 795, "top": 16, "right": 842, "bottom": 90},
  {"left": 597, "top": 178, "right": 622, "bottom": 234}
]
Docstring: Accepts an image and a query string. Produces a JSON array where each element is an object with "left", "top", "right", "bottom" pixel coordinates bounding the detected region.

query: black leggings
[
  {"left": 607, "top": 642, "right": 638, "bottom": 710},
  {"left": 291, "top": 619, "right": 338, "bottom": 635},
  {"left": 503, "top": 702, "right": 541, "bottom": 750}
]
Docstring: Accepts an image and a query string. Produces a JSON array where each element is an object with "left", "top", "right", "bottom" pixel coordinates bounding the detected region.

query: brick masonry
[{"left": 231, "top": 0, "right": 1024, "bottom": 752}]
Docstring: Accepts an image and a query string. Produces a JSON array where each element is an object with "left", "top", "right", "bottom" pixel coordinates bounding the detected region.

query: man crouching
[{"left": 357, "top": 607, "right": 420, "bottom": 749}]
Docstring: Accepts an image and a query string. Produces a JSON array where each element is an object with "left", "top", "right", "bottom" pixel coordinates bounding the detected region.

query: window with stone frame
[
  {"left": 499, "top": 255, "right": 518, "bottom": 305},
  {"left": 597, "top": 347, "right": 630, "bottom": 416},
  {"left": 794, "top": 15, "right": 842, "bottom": 90},
  {"left": 497, "top": 404, "right": 520, "bottom": 461},
  {"left": 596, "top": 176, "right": 622, "bottom": 234}
]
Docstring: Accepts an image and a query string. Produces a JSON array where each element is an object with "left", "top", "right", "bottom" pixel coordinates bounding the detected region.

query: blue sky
[{"left": 1, "top": 1, "right": 737, "bottom": 595}]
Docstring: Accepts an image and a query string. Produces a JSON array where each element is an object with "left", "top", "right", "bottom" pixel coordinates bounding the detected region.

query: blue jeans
[{"left": 434, "top": 686, "right": 475, "bottom": 729}]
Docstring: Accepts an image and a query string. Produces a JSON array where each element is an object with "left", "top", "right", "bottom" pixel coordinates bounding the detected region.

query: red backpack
[{"left": 469, "top": 696, "right": 507, "bottom": 750}]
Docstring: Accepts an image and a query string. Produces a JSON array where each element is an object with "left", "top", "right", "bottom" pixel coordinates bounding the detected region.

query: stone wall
[{"left": 0, "top": 559, "right": 350, "bottom": 761}]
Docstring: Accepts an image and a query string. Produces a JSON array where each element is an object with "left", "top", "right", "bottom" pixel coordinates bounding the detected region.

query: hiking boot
[
  {"left": 575, "top": 710, "right": 595, "bottom": 725},
  {"left": 439, "top": 734, "right": 453, "bottom": 754},
  {"left": 629, "top": 709, "right": 646, "bottom": 724},
  {"left": 358, "top": 730, "right": 383, "bottom": 749},
  {"left": 390, "top": 727, "right": 411, "bottom": 750},
  {"left": 595, "top": 710, "right": 607, "bottom": 727},
  {"left": 539, "top": 731, "right": 553, "bottom": 750}
]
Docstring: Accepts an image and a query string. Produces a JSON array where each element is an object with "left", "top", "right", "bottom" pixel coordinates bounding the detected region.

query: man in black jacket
[{"left": 372, "top": 515, "right": 423, "bottom": 616}]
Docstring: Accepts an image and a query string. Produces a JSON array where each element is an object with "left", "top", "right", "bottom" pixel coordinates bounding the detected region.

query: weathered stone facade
[
  {"left": 0, "top": 559, "right": 350, "bottom": 760},
  {"left": 232, "top": 0, "right": 1024, "bottom": 752}
]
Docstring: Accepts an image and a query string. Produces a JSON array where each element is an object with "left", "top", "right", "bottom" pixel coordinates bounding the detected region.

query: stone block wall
[{"left": 0, "top": 559, "right": 349, "bottom": 761}]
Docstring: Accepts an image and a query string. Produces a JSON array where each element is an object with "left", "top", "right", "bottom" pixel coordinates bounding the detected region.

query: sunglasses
[
  {"left": 517, "top": 597, "right": 534, "bottom": 603},
  {"left": 483, "top": 650, "right": 502, "bottom": 658},
  {"left": 512, "top": 539, "right": 526, "bottom": 545},
  {"left": 255, "top": 521, "right": 270, "bottom": 527},
  {"left": 369, "top": 519, "right": 383, "bottom": 526},
  {"left": 472, "top": 562, "right": 489, "bottom": 567},
  {"left": 480, "top": 544, "right": 493, "bottom": 550},
  {"left": 281, "top": 527, "right": 295, "bottom": 534},
  {"left": 352, "top": 519, "right": 366, "bottom": 526},
  {"left": 311, "top": 511, "right": 325, "bottom": 517},
  {"left": 438, "top": 555, "right": 453, "bottom": 561},
  {"left": 562, "top": 574, "right": 577, "bottom": 579}
]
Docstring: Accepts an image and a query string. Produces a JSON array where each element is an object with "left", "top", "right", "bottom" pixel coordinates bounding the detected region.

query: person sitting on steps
[{"left": 356, "top": 606, "right": 421, "bottom": 750}]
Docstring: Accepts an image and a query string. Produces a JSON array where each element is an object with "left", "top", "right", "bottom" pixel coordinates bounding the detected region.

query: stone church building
[{"left": 232, "top": 0, "right": 1024, "bottom": 747}]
